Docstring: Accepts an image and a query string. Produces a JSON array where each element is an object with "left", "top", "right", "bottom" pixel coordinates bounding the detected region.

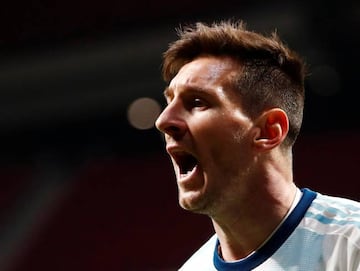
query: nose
[{"left": 155, "top": 101, "right": 187, "bottom": 140}]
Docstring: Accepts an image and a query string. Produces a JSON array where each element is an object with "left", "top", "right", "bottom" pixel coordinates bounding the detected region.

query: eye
[
  {"left": 190, "top": 98, "right": 208, "bottom": 109},
  {"left": 183, "top": 93, "right": 211, "bottom": 111},
  {"left": 193, "top": 98, "right": 204, "bottom": 107}
]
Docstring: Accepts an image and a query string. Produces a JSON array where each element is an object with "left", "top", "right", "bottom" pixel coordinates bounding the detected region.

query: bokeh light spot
[{"left": 127, "top": 97, "right": 161, "bottom": 130}]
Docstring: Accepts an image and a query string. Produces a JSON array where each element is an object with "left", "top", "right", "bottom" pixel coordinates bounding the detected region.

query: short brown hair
[{"left": 162, "top": 20, "right": 307, "bottom": 147}]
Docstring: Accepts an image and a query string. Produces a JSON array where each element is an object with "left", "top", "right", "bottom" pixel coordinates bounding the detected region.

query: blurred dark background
[{"left": 0, "top": 1, "right": 359, "bottom": 270}]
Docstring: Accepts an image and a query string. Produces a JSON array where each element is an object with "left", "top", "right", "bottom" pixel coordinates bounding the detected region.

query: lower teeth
[{"left": 180, "top": 169, "right": 194, "bottom": 178}]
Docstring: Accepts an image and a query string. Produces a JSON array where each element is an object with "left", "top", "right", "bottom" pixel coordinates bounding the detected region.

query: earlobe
[{"left": 253, "top": 109, "right": 289, "bottom": 151}]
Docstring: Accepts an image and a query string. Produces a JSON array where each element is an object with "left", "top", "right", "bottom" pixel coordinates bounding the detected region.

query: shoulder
[
  {"left": 179, "top": 234, "right": 217, "bottom": 271},
  {"left": 308, "top": 192, "right": 360, "bottom": 224},
  {"left": 304, "top": 192, "right": 360, "bottom": 246}
]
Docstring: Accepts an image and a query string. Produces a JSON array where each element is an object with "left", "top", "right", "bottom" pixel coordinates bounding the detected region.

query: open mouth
[{"left": 172, "top": 151, "right": 198, "bottom": 178}]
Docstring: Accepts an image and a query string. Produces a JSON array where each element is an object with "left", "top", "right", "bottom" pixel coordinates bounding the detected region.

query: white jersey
[{"left": 179, "top": 188, "right": 360, "bottom": 271}]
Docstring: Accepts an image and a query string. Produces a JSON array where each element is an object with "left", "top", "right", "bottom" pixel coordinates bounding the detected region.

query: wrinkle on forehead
[{"left": 169, "top": 56, "right": 241, "bottom": 91}]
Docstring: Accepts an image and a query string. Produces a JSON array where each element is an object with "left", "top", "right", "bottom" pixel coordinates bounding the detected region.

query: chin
[{"left": 178, "top": 192, "right": 210, "bottom": 215}]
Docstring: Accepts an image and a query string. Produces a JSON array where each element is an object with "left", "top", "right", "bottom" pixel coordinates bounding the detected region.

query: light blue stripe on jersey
[
  {"left": 311, "top": 202, "right": 360, "bottom": 218},
  {"left": 315, "top": 196, "right": 360, "bottom": 212},
  {"left": 305, "top": 194, "right": 360, "bottom": 227},
  {"left": 305, "top": 212, "right": 360, "bottom": 226}
]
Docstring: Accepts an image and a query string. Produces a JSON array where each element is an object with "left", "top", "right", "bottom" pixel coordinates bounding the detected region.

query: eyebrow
[{"left": 163, "top": 85, "right": 215, "bottom": 99}]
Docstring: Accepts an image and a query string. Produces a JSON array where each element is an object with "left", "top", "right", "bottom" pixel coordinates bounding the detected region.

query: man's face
[{"left": 156, "top": 56, "right": 256, "bottom": 214}]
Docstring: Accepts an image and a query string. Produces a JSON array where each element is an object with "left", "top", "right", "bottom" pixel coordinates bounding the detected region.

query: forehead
[{"left": 165, "top": 56, "right": 241, "bottom": 98}]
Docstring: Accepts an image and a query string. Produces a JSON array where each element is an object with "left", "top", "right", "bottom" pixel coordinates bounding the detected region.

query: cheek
[
  {"left": 200, "top": 110, "right": 247, "bottom": 139},
  {"left": 191, "top": 109, "right": 252, "bottom": 156},
  {"left": 204, "top": 121, "right": 249, "bottom": 159},
  {"left": 215, "top": 116, "right": 250, "bottom": 144},
  {"left": 210, "top": 120, "right": 252, "bottom": 166}
]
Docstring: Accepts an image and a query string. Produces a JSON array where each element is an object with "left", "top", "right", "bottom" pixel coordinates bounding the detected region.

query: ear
[{"left": 252, "top": 108, "right": 289, "bottom": 151}]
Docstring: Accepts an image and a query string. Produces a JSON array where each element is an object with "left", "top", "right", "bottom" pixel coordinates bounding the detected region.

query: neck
[{"left": 211, "top": 182, "right": 298, "bottom": 261}]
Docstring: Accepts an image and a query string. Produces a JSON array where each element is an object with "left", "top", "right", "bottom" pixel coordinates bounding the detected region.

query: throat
[{"left": 215, "top": 188, "right": 302, "bottom": 262}]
